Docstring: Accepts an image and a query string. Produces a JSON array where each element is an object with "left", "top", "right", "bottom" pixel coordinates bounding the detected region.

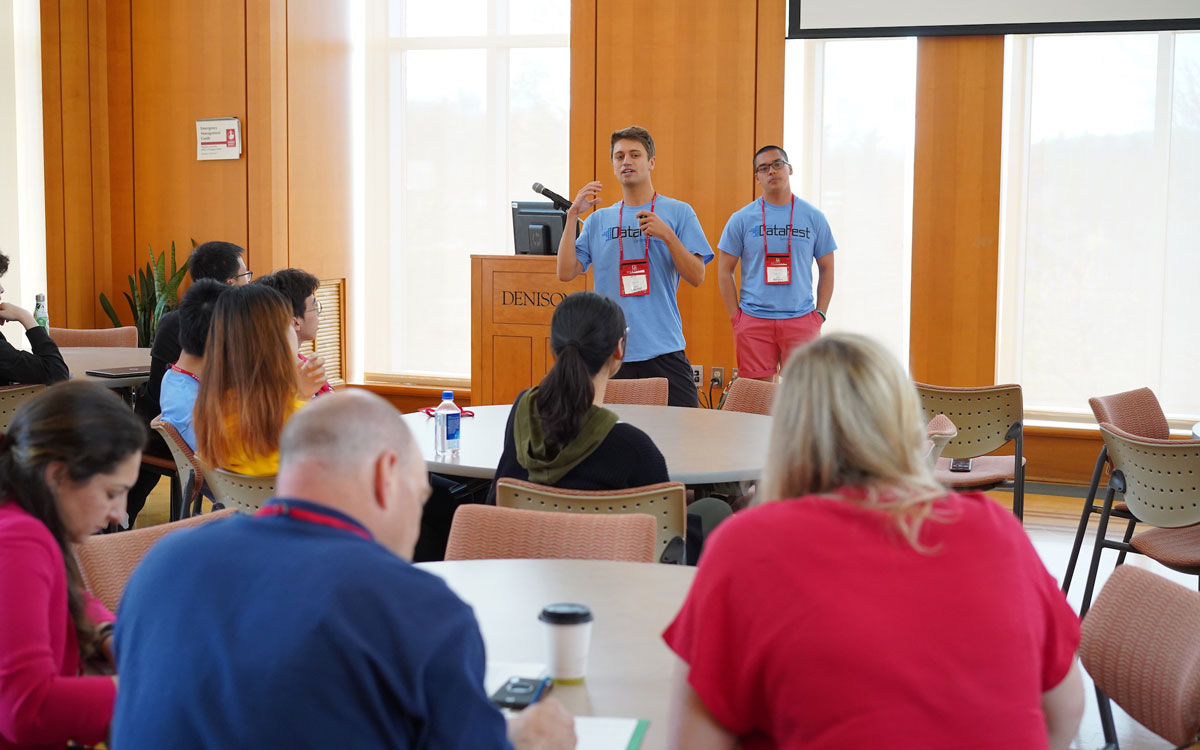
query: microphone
[{"left": 532, "top": 182, "right": 573, "bottom": 212}]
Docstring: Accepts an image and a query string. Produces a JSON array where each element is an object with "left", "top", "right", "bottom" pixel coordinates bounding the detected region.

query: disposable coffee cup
[{"left": 539, "top": 603, "right": 594, "bottom": 683}]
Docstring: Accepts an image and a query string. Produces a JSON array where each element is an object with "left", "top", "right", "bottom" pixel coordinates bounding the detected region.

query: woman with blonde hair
[
  {"left": 663, "top": 333, "right": 1083, "bottom": 750},
  {"left": 194, "top": 284, "right": 323, "bottom": 476}
]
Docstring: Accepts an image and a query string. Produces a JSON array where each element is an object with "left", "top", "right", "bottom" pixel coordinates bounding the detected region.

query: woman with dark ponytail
[
  {"left": 488, "top": 291, "right": 669, "bottom": 503},
  {"left": 0, "top": 381, "right": 146, "bottom": 749}
]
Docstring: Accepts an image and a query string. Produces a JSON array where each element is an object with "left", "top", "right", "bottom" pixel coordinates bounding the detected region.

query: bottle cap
[
  {"left": 538, "top": 603, "right": 594, "bottom": 625},
  {"left": 442, "top": 390, "right": 454, "bottom": 400}
]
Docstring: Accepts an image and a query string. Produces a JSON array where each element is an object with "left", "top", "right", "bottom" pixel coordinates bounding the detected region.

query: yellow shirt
[{"left": 212, "top": 398, "right": 306, "bottom": 477}]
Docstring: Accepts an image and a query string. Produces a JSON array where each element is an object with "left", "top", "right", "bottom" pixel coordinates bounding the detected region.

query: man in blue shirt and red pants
[{"left": 717, "top": 145, "right": 836, "bottom": 381}]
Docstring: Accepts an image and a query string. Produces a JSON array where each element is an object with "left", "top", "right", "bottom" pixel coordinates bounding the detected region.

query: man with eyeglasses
[
  {"left": 717, "top": 146, "right": 836, "bottom": 381},
  {"left": 256, "top": 268, "right": 332, "bottom": 396},
  {"left": 557, "top": 125, "right": 713, "bottom": 407}
]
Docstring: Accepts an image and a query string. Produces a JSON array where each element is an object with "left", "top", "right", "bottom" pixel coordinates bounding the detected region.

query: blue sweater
[{"left": 112, "top": 499, "right": 512, "bottom": 749}]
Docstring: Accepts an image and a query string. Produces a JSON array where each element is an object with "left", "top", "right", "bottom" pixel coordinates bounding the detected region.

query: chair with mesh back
[
  {"left": 1079, "top": 565, "right": 1200, "bottom": 750},
  {"left": 495, "top": 478, "right": 686, "bottom": 563},
  {"left": 445, "top": 504, "right": 657, "bottom": 563},
  {"left": 0, "top": 384, "right": 45, "bottom": 432},
  {"left": 914, "top": 383, "right": 1026, "bottom": 520},
  {"left": 602, "top": 377, "right": 669, "bottom": 406},
  {"left": 924, "top": 414, "right": 958, "bottom": 467},
  {"left": 151, "top": 418, "right": 206, "bottom": 520},
  {"left": 1061, "top": 387, "right": 1168, "bottom": 594},
  {"left": 720, "top": 377, "right": 776, "bottom": 415},
  {"left": 48, "top": 326, "right": 137, "bottom": 348},
  {"left": 1080, "top": 423, "right": 1200, "bottom": 616},
  {"left": 75, "top": 509, "right": 236, "bottom": 612},
  {"left": 197, "top": 460, "right": 276, "bottom": 513}
]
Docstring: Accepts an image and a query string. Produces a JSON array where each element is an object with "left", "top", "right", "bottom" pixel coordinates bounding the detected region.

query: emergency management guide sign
[{"left": 196, "top": 117, "right": 242, "bottom": 160}]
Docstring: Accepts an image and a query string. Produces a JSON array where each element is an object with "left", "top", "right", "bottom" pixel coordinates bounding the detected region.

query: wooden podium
[{"left": 471, "top": 254, "right": 591, "bottom": 406}]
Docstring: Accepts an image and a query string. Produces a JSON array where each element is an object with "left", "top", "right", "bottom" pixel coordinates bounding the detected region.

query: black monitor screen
[{"left": 511, "top": 201, "right": 565, "bottom": 255}]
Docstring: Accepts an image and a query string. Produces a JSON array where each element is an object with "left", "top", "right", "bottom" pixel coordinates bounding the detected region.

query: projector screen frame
[{"left": 786, "top": 1, "right": 1200, "bottom": 39}]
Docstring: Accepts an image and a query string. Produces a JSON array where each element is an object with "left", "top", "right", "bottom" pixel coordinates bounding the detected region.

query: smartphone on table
[{"left": 490, "top": 676, "right": 553, "bottom": 710}]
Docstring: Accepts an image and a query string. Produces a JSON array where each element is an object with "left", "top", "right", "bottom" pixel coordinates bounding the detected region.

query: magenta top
[{"left": 0, "top": 501, "right": 116, "bottom": 750}]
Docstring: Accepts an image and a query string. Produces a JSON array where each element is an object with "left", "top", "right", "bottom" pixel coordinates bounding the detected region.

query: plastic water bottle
[
  {"left": 33, "top": 294, "right": 48, "bottom": 329},
  {"left": 434, "top": 390, "right": 461, "bottom": 458}
]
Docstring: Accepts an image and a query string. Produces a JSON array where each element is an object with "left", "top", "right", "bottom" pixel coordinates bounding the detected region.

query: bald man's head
[
  {"left": 277, "top": 390, "right": 429, "bottom": 558},
  {"left": 280, "top": 389, "right": 413, "bottom": 470}
]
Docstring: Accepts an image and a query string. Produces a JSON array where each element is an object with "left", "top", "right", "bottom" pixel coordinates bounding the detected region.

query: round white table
[
  {"left": 417, "top": 558, "right": 695, "bottom": 750},
  {"left": 61, "top": 346, "right": 151, "bottom": 387},
  {"left": 401, "top": 403, "right": 771, "bottom": 484}
]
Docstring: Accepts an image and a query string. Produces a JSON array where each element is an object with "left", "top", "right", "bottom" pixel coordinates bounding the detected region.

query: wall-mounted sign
[{"left": 196, "top": 117, "right": 242, "bottom": 161}]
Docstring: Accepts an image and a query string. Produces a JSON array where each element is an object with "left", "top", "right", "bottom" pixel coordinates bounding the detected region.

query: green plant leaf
[{"left": 98, "top": 293, "right": 123, "bottom": 328}]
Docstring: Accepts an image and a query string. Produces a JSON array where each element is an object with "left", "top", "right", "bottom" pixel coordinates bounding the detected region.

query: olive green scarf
[{"left": 514, "top": 387, "right": 619, "bottom": 485}]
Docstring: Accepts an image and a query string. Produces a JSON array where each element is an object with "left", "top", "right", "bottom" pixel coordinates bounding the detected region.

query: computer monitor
[{"left": 511, "top": 201, "right": 566, "bottom": 255}]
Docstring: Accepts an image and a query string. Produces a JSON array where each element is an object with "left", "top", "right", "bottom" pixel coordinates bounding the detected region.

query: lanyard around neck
[
  {"left": 618, "top": 192, "right": 657, "bottom": 263},
  {"left": 255, "top": 501, "right": 372, "bottom": 541},
  {"left": 169, "top": 363, "right": 200, "bottom": 383},
  {"left": 761, "top": 195, "right": 796, "bottom": 256}
]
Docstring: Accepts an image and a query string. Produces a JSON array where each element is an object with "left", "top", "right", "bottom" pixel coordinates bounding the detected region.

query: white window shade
[
  {"left": 997, "top": 31, "right": 1200, "bottom": 423},
  {"left": 783, "top": 38, "right": 917, "bottom": 366},
  {"left": 362, "top": 0, "right": 569, "bottom": 380}
]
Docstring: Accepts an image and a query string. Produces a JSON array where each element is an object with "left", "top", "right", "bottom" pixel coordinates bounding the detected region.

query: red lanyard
[
  {"left": 169, "top": 363, "right": 200, "bottom": 383},
  {"left": 761, "top": 195, "right": 796, "bottom": 257},
  {"left": 618, "top": 193, "right": 657, "bottom": 263},
  {"left": 255, "top": 502, "right": 372, "bottom": 541}
]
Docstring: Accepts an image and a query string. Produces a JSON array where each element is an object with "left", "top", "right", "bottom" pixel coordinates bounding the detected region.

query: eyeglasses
[
  {"left": 754, "top": 159, "right": 790, "bottom": 175},
  {"left": 307, "top": 300, "right": 323, "bottom": 315},
  {"left": 231, "top": 270, "right": 253, "bottom": 282}
]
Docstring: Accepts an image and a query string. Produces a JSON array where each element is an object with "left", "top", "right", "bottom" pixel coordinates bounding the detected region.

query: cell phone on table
[
  {"left": 949, "top": 458, "right": 973, "bottom": 472},
  {"left": 490, "top": 676, "right": 553, "bottom": 710}
]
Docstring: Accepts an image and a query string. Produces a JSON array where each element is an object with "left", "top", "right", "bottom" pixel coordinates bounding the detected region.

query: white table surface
[
  {"left": 61, "top": 346, "right": 151, "bottom": 387},
  {"left": 417, "top": 558, "right": 695, "bottom": 750},
  {"left": 401, "top": 403, "right": 771, "bottom": 484}
]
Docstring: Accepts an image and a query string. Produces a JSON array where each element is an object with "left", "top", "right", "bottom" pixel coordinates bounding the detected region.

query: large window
[
  {"left": 997, "top": 32, "right": 1200, "bottom": 424},
  {"left": 362, "top": 0, "right": 569, "bottom": 381},
  {"left": 783, "top": 37, "right": 917, "bottom": 364}
]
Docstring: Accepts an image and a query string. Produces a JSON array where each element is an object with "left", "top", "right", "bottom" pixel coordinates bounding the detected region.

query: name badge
[
  {"left": 765, "top": 254, "right": 791, "bottom": 285},
  {"left": 620, "top": 260, "right": 650, "bottom": 296}
]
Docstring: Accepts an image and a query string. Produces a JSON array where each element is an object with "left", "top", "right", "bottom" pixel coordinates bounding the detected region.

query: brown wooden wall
[{"left": 40, "top": 0, "right": 352, "bottom": 350}]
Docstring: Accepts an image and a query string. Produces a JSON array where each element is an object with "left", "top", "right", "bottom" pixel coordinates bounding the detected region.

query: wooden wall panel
[
  {"left": 581, "top": 0, "right": 763, "bottom": 387},
  {"left": 130, "top": 0, "right": 248, "bottom": 271},
  {"left": 910, "top": 36, "right": 1005, "bottom": 386},
  {"left": 104, "top": 0, "right": 134, "bottom": 319},
  {"left": 58, "top": 0, "right": 95, "bottom": 327},
  {"left": 286, "top": 0, "right": 352, "bottom": 282},
  {"left": 246, "top": 0, "right": 289, "bottom": 275},
  {"left": 40, "top": 0, "right": 66, "bottom": 320}
]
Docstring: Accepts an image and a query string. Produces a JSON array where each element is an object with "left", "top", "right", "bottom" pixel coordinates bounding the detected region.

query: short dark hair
[
  {"left": 188, "top": 241, "right": 245, "bottom": 283},
  {"left": 254, "top": 268, "right": 320, "bottom": 318},
  {"left": 754, "top": 145, "right": 789, "bottom": 166},
  {"left": 177, "top": 279, "right": 230, "bottom": 357},
  {"left": 0, "top": 252, "right": 9, "bottom": 277},
  {"left": 610, "top": 126, "right": 655, "bottom": 159}
]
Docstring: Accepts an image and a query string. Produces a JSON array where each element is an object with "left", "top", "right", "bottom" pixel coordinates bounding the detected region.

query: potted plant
[{"left": 99, "top": 241, "right": 190, "bottom": 347}]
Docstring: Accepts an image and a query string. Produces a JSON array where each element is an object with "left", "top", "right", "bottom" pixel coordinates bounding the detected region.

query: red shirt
[
  {"left": 663, "top": 490, "right": 1079, "bottom": 750},
  {"left": 0, "top": 502, "right": 116, "bottom": 750}
]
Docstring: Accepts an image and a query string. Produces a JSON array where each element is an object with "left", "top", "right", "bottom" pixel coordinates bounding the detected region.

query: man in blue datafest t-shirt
[
  {"left": 112, "top": 391, "right": 576, "bottom": 750},
  {"left": 717, "top": 145, "right": 836, "bottom": 381},
  {"left": 557, "top": 125, "right": 714, "bottom": 407}
]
